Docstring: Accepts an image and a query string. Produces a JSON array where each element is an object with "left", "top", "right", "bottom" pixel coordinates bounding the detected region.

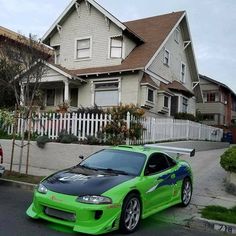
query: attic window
[
  {"left": 163, "top": 49, "right": 170, "bottom": 66},
  {"left": 180, "top": 62, "right": 186, "bottom": 83},
  {"left": 110, "top": 36, "right": 123, "bottom": 58},
  {"left": 174, "top": 27, "right": 180, "bottom": 43}
]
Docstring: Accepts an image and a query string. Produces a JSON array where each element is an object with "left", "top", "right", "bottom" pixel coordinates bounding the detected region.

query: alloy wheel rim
[
  {"left": 183, "top": 181, "right": 192, "bottom": 205},
  {"left": 124, "top": 198, "right": 140, "bottom": 231}
]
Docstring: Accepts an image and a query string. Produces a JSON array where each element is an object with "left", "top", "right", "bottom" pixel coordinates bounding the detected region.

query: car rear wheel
[
  {"left": 181, "top": 178, "right": 192, "bottom": 207},
  {"left": 119, "top": 193, "right": 141, "bottom": 234}
]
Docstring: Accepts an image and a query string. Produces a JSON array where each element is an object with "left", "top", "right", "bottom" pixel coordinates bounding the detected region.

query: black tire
[
  {"left": 180, "top": 177, "right": 192, "bottom": 207},
  {"left": 119, "top": 193, "right": 141, "bottom": 234}
]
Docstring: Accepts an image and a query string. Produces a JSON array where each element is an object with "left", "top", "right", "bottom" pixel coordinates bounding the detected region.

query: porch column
[{"left": 64, "top": 80, "right": 69, "bottom": 102}]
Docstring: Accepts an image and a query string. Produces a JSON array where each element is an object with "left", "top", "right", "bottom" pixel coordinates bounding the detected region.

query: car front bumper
[
  {"left": 0, "top": 165, "right": 5, "bottom": 176},
  {"left": 26, "top": 189, "right": 121, "bottom": 235}
]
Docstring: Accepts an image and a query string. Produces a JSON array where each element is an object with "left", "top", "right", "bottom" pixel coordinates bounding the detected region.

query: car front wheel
[
  {"left": 181, "top": 178, "right": 192, "bottom": 207},
  {"left": 119, "top": 193, "right": 141, "bottom": 234}
]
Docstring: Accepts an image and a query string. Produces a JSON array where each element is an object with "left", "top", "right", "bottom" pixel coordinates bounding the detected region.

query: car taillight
[{"left": 0, "top": 146, "right": 3, "bottom": 164}]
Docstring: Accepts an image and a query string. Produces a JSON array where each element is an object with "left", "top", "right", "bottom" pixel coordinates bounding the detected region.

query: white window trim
[
  {"left": 74, "top": 36, "right": 92, "bottom": 61},
  {"left": 174, "top": 27, "right": 180, "bottom": 44},
  {"left": 180, "top": 62, "right": 186, "bottom": 83},
  {"left": 147, "top": 87, "right": 155, "bottom": 103},
  {"left": 182, "top": 95, "right": 188, "bottom": 113},
  {"left": 91, "top": 78, "right": 121, "bottom": 106},
  {"left": 108, "top": 35, "right": 123, "bottom": 59},
  {"left": 163, "top": 48, "right": 170, "bottom": 66}
]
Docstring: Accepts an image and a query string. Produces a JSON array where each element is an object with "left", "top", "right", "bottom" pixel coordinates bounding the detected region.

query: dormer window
[
  {"left": 75, "top": 37, "right": 92, "bottom": 59},
  {"left": 110, "top": 36, "right": 123, "bottom": 58}
]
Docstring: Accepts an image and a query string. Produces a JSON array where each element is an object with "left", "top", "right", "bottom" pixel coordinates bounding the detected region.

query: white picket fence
[{"left": 6, "top": 112, "right": 223, "bottom": 144}]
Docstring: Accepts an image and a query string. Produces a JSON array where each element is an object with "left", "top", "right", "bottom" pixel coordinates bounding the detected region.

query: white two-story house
[{"left": 33, "top": 0, "right": 202, "bottom": 116}]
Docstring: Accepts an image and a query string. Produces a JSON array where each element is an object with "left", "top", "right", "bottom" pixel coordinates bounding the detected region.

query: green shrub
[
  {"left": 220, "top": 146, "right": 236, "bottom": 173},
  {"left": 174, "top": 112, "right": 196, "bottom": 121},
  {"left": 36, "top": 135, "right": 50, "bottom": 148},
  {"left": 57, "top": 130, "right": 78, "bottom": 144},
  {"left": 102, "top": 104, "right": 145, "bottom": 145}
]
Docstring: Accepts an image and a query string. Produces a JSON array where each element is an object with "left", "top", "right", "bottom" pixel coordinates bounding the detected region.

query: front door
[{"left": 70, "top": 88, "right": 78, "bottom": 107}]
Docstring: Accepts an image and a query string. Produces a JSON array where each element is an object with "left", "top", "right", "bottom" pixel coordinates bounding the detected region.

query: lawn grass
[
  {"left": 201, "top": 205, "right": 236, "bottom": 224},
  {"left": 2, "top": 170, "right": 45, "bottom": 184}
]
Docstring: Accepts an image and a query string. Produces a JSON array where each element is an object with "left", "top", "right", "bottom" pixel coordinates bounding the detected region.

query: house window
[
  {"left": 76, "top": 38, "right": 91, "bottom": 59},
  {"left": 164, "top": 96, "right": 169, "bottom": 108},
  {"left": 54, "top": 46, "right": 60, "bottom": 64},
  {"left": 110, "top": 36, "right": 123, "bottom": 58},
  {"left": 46, "top": 89, "right": 55, "bottom": 106},
  {"left": 181, "top": 63, "right": 186, "bottom": 83},
  {"left": 94, "top": 80, "right": 119, "bottom": 106},
  {"left": 147, "top": 88, "right": 154, "bottom": 103},
  {"left": 163, "top": 49, "right": 170, "bottom": 66},
  {"left": 174, "top": 27, "right": 180, "bottom": 43},
  {"left": 203, "top": 92, "right": 219, "bottom": 102},
  {"left": 182, "top": 97, "right": 188, "bottom": 113},
  {"left": 202, "top": 114, "right": 215, "bottom": 121}
]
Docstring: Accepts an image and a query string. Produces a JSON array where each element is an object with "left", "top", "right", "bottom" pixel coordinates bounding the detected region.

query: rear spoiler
[{"left": 144, "top": 144, "right": 195, "bottom": 157}]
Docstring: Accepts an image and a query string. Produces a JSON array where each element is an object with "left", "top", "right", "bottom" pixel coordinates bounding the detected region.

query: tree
[{"left": 0, "top": 33, "right": 52, "bottom": 173}]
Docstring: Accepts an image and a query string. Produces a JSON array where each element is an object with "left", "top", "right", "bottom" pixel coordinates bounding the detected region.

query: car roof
[{"left": 111, "top": 145, "right": 164, "bottom": 156}]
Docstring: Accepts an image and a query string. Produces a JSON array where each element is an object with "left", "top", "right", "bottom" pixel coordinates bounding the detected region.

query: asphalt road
[{"left": 0, "top": 183, "right": 223, "bottom": 236}]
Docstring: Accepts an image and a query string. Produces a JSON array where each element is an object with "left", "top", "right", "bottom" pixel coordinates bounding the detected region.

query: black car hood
[{"left": 42, "top": 166, "right": 134, "bottom": 196}]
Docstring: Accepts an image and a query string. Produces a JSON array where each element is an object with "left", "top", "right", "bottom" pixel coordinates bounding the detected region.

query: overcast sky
[{"left": 0, "top": 0, "right": 235, "bottom": 92}]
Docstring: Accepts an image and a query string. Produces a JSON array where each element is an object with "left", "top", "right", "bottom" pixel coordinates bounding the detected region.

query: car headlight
[
  {"left": 77, "top": 195, "right": 112, "bottom": 204},
  {"left": 37, "top": 184, "right": 48, "bottom": 194}
]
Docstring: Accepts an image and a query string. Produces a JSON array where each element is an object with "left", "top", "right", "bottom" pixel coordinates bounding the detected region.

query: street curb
[
  {"left": 189, "top": 217, "right": 236, "bottom": 234},
  {"left": 0, "top": 178, "right": 36, "bottom": 191}
]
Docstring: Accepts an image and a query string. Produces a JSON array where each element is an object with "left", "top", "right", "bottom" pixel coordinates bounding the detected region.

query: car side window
[
  {"left": 165, "top": 155, "right": 176, "bottom": 167},
  {"left": 145, "top": 153, "right": 170, "bottom": 176}
]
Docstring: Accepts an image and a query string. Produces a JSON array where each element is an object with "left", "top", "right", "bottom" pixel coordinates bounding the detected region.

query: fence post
[
  {"left": 186, "top": 120, "right": 190, "bottom": 140},
  {"left": 126, "top": 112, "right": 131, "bottom": 145}
]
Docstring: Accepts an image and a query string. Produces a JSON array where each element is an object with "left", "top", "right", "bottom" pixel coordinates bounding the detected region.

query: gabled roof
[
  {"left": 0, "top": 26, "right": 53, "bottom": 56},
  {"left": 200, "top": 74, "right": 236, "bottom": 97},
  {"left": 161, "top": 80, "right": 194, "bottom": 97},
  {"left": 42, "top": 0, "right": 143, "bottom": 44},
  {"left": 44, "top": 62, "right": 86, "bottom": 82},
  {"left": 68, "top": 11, "right": 185, "bottom": 76},
  {"left": 140, "top": 73, "right": 158, "bottom": 88}
]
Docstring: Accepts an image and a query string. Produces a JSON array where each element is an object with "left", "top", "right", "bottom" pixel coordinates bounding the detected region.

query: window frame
[
  {"left": 180, "top": 62, "right": 186, "bottom": 83},
  {"left": 174, "top": 27, "right": 180, "bottom": 44},
  {"left": 163, "top": 48, "right": 170, "bottom": 66},
  {"left": 74, "top": 36, "right": 92, "bottom": 60},
  {"left": 164, "top": 95, "right": 169, "bottom": 108},
  {"left": 147, "top": 88, "right": 154, "bottom": 103},
  {"left": 182, "top": 96, "right": 188, "bottom": 113},
  {"left": 144, "top": 153, "right": 175, "bottom": 176},
  {"left": 109, "top": 36, "right": 123, "bottom": 59},
  {"left": 92, "top": 78, "right": 121, "bottom": 107}
]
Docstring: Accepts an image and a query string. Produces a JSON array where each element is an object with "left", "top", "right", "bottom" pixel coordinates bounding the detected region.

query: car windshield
[{"left": 80, "top": 149, "right": 146, "bottom": 176}]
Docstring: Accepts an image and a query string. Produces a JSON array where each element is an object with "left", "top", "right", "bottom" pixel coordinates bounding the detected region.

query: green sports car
[{"left": 26, "top": 145, "right": 194, "bottom": 235}]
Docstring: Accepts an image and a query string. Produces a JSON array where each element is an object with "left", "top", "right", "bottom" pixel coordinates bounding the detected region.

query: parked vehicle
[
  {"left": 26, "top": 145, "right": 194, "bottom": 235},
  {"left": 0, "top": 144, "right": 5, "bottom": 177}
]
